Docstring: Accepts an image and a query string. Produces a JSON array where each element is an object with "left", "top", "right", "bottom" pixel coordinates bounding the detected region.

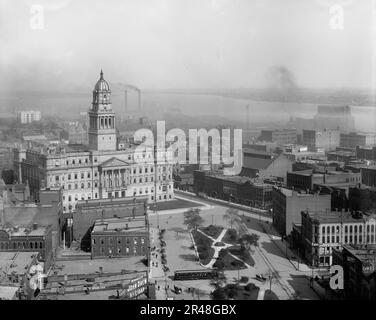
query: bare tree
[
  {"left": 223, "top": 208, "right": 241, "bottom": 230},
  {"left": 183, "top": 208, "right": 204, "bottom": 230}
]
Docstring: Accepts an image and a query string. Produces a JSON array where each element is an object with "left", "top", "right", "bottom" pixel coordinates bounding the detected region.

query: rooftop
[
  {"left": 0, "top": 225, "right": 50, "bottom": 237},
  {"left": 0, "top": 252, "right": 38, "bottom": 276},
  {"left": 305, "top": 211, "right": 376, "bottom": 224},
  {"left": 92, "top": 217, "right": 146, "bottom": 233}
]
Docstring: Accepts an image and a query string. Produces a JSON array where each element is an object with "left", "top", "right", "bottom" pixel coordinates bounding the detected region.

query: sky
[{"left": 0, "top": 0, "right": 375, "bottom": 91}]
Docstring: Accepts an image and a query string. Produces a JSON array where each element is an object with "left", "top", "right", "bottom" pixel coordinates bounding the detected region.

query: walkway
[{"left": 195, "top": 228, "right": 253, "bottom": 269}]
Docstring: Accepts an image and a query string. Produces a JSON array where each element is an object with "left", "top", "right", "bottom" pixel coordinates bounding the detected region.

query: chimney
[
  {"left": 125, "top": 223, "right": 128, "bottom": 230},
  {"left": 32, "top": 223, "right": 38, "bottom": 230}
]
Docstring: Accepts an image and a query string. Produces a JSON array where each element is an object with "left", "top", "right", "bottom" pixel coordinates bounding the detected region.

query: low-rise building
[
  {"left": 90, "top": 216, "right": 148, "bottom": 259},
  {"left": 0, "top": 224, "right": 53, "bottom": 269},
  {"left": 0, "top": 252, "right": 39, "bottom": 286},
  {"left": 73, "top": 196, "right": 148, "bottom": 250}
]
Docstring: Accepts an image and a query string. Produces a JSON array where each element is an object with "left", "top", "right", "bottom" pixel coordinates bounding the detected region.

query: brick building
[
  {"left": 72, "top": 196, "right": 148, "bottom": 251},
  {"left": 272, "top": 187, "right": 331, "bottom": 236},
  {"left": 0, "top": 224, "right": 53, "bottom": 269},
  {"left": 90, "top": 216, "right": 148, "bottom": 259}
]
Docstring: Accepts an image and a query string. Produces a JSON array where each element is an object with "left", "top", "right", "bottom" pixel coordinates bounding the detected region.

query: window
[
  {"left": 141, "top": 238, "right": 145, "bottom": 244},
  {"left": 134, "top": 238, "right": 137, "bottom": 245},
  {"left": 68, "top": 174, "right": 71, "bottom": 180},
  {"left": 139, "top": 168, "right": 142, "bottom": 174},
  {"left": 74, "top": 173, "right": 78, "bottom": 179},
  {"left": 133, "top": 247, "right": 137, "bottom": 254},
  {"left": 81, "top": 173, "right": 84, "bottom": 179},
  {"left": 88, "top": 173, "right": 91, "bottom": 178},
  {"left": 81, "top": 183, "right": 85, "bottom": 189}
]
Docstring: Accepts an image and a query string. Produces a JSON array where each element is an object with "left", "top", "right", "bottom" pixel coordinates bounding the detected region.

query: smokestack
[{"left": 124, "top": 90, "right": 128, "bottom": 122}]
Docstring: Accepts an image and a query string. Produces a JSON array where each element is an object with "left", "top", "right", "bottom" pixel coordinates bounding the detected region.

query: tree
[
  {"left": 1, "top": 170, "right": 14, "bottom": 184},
  {"left": 183, "top": 208, "right": 204, "bottom": 230},
  {"left": 238, "top": 233, "right": 259, "bottom": 250},
  {"left": 223, "top": 208, "right": 241, "bottom": 230}
]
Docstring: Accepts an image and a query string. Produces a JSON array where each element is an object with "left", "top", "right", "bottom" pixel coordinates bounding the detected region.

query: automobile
[{"left": 174, "top": 286, "right": 182, "bottom": 294}]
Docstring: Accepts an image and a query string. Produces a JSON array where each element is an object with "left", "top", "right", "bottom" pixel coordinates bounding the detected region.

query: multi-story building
[
  {"left": 361, "top": 166, "right": 376, "bottom": 187},
  {"left": 259, "top": 129, "right": 297, "bottom": 146},
  {"left": 332, "top": 244, "right": 376, "bottom": 300},
  {"left": 90, "top": 216, "right": 149, "bottom": 259},
  {"left": 313, "top": 105, "right": 355, "bottom": 132},
  {"left": 272, "top": 187, "right": 331, "bottom": 236},
  {"left": 300, "top": 210, "right": 376, "bottom": 267},
  {"left": 15, "top": 71, "right": 174, "bottom": 213},
  {"left": 356, "top": 146, "right": 376, "bottom": 162},
  {"left": 16, "top": 111, "right": 41, "bottom": 124},
  {"left": 340, "top": 132, "right": 376, "bottom": 149},
  {"left": 0, "top": 147, "right": 14, "bottom": 174},
  {"left": 287, "top": 169, "right": 362, "bottom": 191},
  {"left": 240, "top": 148, "right": 293, "bottom": 181},
  {"left": 0, "top": 224, "right": 53, "bottom": 269},
  {"left": 193, "top": 170, "right": 273, "bottom": 209},
  {"left": 302, "top": 129, "right": 340, "bottom": 152}
]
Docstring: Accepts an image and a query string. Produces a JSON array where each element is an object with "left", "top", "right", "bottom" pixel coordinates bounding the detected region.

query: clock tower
[{"left": 88, "top": 70, "right": 117, "bottom": 151}]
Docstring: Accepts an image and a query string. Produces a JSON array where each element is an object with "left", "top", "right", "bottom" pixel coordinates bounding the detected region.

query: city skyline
[{"left": 1, "top": 0, "right": 375, "bottom": 93}]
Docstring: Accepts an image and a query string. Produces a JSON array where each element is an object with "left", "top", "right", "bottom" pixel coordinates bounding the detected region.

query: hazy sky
[{"left": 0, "top": 0, "right": 375, "bottom": 91}]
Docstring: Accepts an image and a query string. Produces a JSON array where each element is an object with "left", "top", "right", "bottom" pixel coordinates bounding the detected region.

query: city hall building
[{"left": 14, "top": 71, "right": 174, "bottom": 213}]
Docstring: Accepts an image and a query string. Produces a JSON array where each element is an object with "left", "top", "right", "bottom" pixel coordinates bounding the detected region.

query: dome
[{"left": 94, "top": 70, "right": 110, "bottom": 92}]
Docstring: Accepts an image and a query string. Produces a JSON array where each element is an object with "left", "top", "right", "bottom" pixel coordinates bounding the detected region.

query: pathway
[{"left": 195, "top": 228, "right": 254, "bottom": 269}]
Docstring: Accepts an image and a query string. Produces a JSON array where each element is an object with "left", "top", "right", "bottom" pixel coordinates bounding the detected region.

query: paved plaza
[{"left": 148, "top": 194, "right": 321, "bottom": 300}]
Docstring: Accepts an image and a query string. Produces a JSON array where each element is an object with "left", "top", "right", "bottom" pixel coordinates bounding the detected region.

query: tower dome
[{"left": 94, "top": 70, "right": 111, "bottom": 92}]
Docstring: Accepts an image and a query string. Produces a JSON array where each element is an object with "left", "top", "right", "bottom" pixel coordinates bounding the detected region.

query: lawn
[
  {"left": 191, "top": 229, "right": 215, "bottom": 265},
  {"left": 149, "top": 198, "right": 202, "bottom": 211},
  {"left": 200, "top": 225, "right": 223, "bottom": 239},
  {"left": 213, "top": 249, "right": 246, "bottom": 270},
  {"left": 228, "top": 245, "right": 255, "bottom": 267},
  {"left": 221, "top": 228, "right": 239, "bottom": 245}
]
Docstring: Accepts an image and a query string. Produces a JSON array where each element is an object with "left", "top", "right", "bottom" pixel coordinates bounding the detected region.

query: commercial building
[
  {"left": 302, "top": 129, "right": 340, "bottom": 152},
  {"left": 340, "top": 132, "right": 376, "bottom": 149},
  {"left": 332, "top": 244, "right": 376, "bottom": 300},
  {"left": 193, "top": 170, "right": 273, "bottom": 209},
  {"left": 16, "top": 111, "right": 41, "bottom": 124},
  {"left": 356, "top": 146, "right": 376, "bottom": 162},
  {"left": 348, "top": 187, "right": 376, "bottom": 213},
  {"left": 300, "top": 210, "right": 376, "bottom": 267},
  {"left": 327, "top": 149, "right": 357, "bottom": 164},
  {"left": 0, "top": 224, "right": 53, "bottom": 269},
  {"left": 361, "top": 166, "right": 376, "bottom": 187},
  {"left": 272, "top": 187, "right": 331, "bottom": 236},
  {"left": 14, "top": 71, "right": 174, "bottom": 213},
  {"left": 286, "top": 169, "right": 362, "bottom": 191},
  {"left": 313, "top": 105, "right": 355, "bottom": 132},
  {"left": 91, "top": 216, "right": 148, "bottom": 259},
  {"left": 73, "top": 196, "right": 147, "bottom": 250},
  {"left": 240, "top": 148, "right": 292, "bottom": 181},
  {"left": 259, "top": 129, "right": 297, "bottom": 146}
]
